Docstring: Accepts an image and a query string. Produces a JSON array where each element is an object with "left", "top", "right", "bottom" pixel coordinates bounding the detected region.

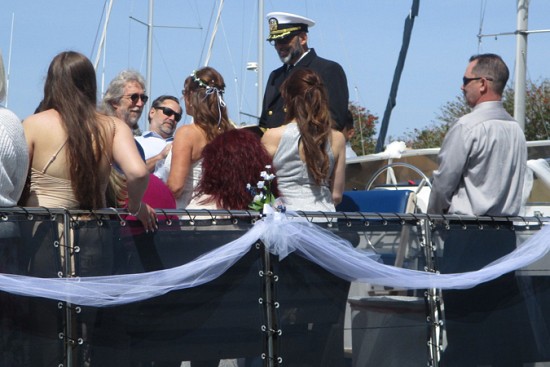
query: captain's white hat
[{"left": 266, "top": 12, "right": 315, "bottom": 41}]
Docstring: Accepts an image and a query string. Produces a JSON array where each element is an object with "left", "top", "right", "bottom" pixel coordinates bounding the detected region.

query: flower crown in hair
[
  {"left": 190, "top": 70, "right": 225, "bottom": 94},
  {"left": 190, "top": 70, "right": 227, "bottom": 128}
]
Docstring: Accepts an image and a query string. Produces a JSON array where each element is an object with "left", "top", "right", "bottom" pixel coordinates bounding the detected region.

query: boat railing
[{"left": 0, "top": 208, "right": 549, "bottom": 367}]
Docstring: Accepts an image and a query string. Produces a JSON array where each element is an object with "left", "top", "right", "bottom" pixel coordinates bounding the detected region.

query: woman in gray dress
[{"left": 261, "top": 68, "right": 346, "bottom": 211}]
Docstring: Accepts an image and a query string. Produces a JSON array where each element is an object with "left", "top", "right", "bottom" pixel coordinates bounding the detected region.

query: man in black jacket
[{"left": 259, "top": 12, "right": 349, "bottom": 130}]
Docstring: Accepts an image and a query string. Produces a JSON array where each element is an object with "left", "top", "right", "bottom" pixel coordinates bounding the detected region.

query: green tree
[
  {"left": 349, "top": 101, "right": 378, "bottom": 155},
  {"left": 399, "top": 95, "right": 470, "bottom": 149},
  {"left": 503, "top": 79, "right": 550, "bottom": 141},
  {"left": 400, "top": 78, "right": 550, "bottom": 148}
]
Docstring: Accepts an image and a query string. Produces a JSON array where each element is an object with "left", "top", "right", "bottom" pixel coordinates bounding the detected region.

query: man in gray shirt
[
  {"left": 431, "top": 54, "right": 528, "bottom": 367},
  {"left": 428, "top": 53, "right": 527, "bottom": 216}
]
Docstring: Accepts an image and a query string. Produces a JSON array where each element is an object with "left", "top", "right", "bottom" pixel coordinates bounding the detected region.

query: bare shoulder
[
  {"left": 96, "top": 113, "right": 121, "bottom": 127},
  {"left": 330, "top": 129, "right": 346, "bottom": 148},
  {"left": 261, "top": 125, "right": 285, "bottom": 144},
  {"left": 23, "top": 109, "right": 58, "bottom": 127},
  {"left": 261, "top": 126, "right": 285, "bottom": 156},
  {"left": 174, "top": 124, "right": 208, "bottom": 147},
  {"left": 23, "top": 109, "right": 62, "bottom": 137},
  {"left": 176, "top": 123, "right": 194, "bottom": 135}
]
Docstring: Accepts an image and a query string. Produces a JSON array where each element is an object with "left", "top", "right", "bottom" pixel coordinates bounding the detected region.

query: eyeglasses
[
  {"left": 269, "top": 35, "right": 295, "bottom": 46},
  {"left": 124, "top": 93, "right": 149, "bottom": 104},
  {"left": 154, "top": 106, "right": 182, "bottom": 122},
  {"left": 463, "top": 76, "right": 493, "bottom": 86}
]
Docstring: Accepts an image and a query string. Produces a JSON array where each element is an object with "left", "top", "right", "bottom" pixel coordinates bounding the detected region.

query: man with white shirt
[
  {"left": 136, "top": 95, "right": 182, "bottom": 174},
  {"left": 260, "top": 12, "right": 349, "bottom": 131}
]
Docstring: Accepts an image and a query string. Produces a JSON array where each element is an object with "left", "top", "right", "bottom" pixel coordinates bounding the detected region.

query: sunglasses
[
  {"left": 125, "top": 93, "right": 149, "bottom": 104},
  {"left": 154, "top": 106, "right": 182, "bottom": 122},
  {"left": 462, "top": 76, "right": 493, "bottom": 86}
]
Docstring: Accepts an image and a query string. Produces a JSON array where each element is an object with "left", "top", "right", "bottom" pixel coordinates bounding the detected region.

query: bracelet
[{"left": 128, "top": 201, "right": 142, "bottom": 216}]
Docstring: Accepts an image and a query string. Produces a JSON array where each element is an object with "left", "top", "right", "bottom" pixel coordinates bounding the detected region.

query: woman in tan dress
[{"left": 23, "top": 51, "right": 156, "bottom": 230}]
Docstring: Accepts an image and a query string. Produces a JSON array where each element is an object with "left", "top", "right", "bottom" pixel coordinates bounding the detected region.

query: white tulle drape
[{"left": 0, "top": 212, "right": 549, "bottom": 307}]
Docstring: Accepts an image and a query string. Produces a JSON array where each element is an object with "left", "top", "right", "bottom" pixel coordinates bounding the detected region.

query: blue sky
[{"left": 1, "top": 0, "right": 549, "bottom": 140}]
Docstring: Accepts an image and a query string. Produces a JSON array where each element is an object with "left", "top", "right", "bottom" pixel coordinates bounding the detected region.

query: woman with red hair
[{"left": 195, "top": 128, "right": 278, "bottom": 209}]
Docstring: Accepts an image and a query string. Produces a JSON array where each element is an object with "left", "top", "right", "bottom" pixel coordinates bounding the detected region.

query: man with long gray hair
[{"left": 100, "top": 70, "right": 148, "bottom": 133}]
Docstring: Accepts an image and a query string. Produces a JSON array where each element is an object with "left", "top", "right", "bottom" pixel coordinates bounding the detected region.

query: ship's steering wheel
[{"left": 365, "top": 162, "right": 432, "bottom": 195}]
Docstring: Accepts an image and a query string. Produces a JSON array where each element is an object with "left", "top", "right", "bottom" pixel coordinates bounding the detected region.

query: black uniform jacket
[{"left": 259, "top": 48, "right": 349, "bottom": 130}]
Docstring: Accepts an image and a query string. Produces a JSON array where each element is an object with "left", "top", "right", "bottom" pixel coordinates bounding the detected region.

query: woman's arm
[
  {"left": 111, "top": 118, "right": 156, "bottom": 231},
  {"left": 330, "top": 130, "right": 346, "bottom": 205},
  {"left": 167, "top": 125, "right": 195, "bottom": 199}
]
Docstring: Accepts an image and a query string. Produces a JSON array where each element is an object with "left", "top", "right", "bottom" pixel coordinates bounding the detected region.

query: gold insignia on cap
[{"left": 269, "top": 18, "right": 278, "bottom": 33}]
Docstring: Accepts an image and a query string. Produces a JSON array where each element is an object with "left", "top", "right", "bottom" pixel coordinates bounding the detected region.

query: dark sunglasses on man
[
  {"left": 124, "top": 93, "right": 149, "bottom": 104},
  {"left": 462, "top": 76, "right": 493, "bottom": 86},
  {"left": 154, "top": 106, "right": 182, "bottom": 122}
]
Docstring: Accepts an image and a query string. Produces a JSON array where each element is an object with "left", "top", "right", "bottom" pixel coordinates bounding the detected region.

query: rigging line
[
  {"left": 186, "top": 0, "right": 202, "bottom": 27},
  {"left": 204, "top": 0, "right": 224, "bottom": 66},
  {"left": 152, "top": 32, "right": 180, "bottom": 98},
  {"left": 5, "top": 13, "right": 15, "bottom": 108},
  {"left": 91, "top": 0, "right": 108, "bottom": 60},
  {"left": 354, "top": 87, "right": 367, "bottom": 156},
  {"left": 219, "top": 19, "right": 244, "bottom": 122},
  {"left": 127, "top": 5, "right": 133, "bottom": 68},
  {"left": 189, "top": 0, "right": 206, "bottom": 70},
  {"left": 238, "top": 0, "right": 249, "bottom": 118},
  {"left": 239, "top": 0, "right": 259, "bottom": 122},
  {"left": 477, "top": 0, "right": 487, "bottom": 53},
  {"left": 198, "top": 0, "right": 218, "bottom": 69},
  {"left": 100, "top": 32, "right": 108, "bottom": 96},
  {"left": 94, "top": 0, "right": 115, "bottom": 70}
]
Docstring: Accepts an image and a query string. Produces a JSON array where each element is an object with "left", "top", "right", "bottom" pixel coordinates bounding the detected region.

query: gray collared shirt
[{"left": 428, "top": 101, "right": 527, "bottom": 216}]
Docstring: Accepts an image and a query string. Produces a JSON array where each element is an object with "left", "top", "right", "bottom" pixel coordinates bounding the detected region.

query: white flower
[{"left": 247, "top": 167, "right": 276, "bottom": 210}]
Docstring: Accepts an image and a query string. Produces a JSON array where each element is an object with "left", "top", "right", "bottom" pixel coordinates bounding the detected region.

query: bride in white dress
[{"left": 159, "top": 67, "right": 233, "bottom": 209}]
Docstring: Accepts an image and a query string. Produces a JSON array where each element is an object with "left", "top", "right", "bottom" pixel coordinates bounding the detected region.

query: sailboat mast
[
  {"left": 514, "top": 0, "right": 528, "bottom": 130},
  {"left": 93, "top": 0, "right": 114, "bottom": 71},
  {"left": 145, "top": 0, "right": 154, "bottom": 131},
  {"left": 204, "top": 0, "right": 224, "bottom": 67},
  {"left": 257, "top": 0, "right": 264, "bottom": 119}
]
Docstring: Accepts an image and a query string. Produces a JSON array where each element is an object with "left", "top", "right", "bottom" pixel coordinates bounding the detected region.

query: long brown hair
[
  {"left": 183, "top": 67, "right": 233, "bottom": 141},
  {"left": 39, "top": 51, "right": 108, "bottom": 209},
  {"left": 281, "top": 68, "right": 332, "bottom": 184}
]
